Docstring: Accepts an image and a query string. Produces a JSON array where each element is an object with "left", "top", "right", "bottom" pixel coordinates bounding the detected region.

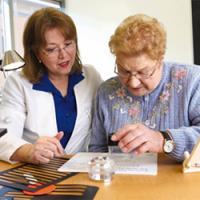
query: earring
[{"left": 38, "top": 59, "right": 42, "bottom": 63}]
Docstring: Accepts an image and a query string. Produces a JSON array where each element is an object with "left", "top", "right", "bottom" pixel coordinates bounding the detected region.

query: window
[
  {"left": 0, "top": 0, "right": 65, "bottom": 59},
  {"left": 0, "top": 0, "right": 3, "bottom": 59},
  {"left": 192, "top": 0, "right": 200, "bottom": 64}
]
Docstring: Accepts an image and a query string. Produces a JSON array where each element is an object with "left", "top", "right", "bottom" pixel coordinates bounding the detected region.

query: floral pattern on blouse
[
  {"left": 173, "top": 68, "right": 187, "bottom": 80},
  {"left": 107, "top": 68, "right": 188, "bottom": 128}
]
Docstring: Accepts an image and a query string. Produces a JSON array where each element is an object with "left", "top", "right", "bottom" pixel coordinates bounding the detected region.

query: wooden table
[{"left": 0, "top": 154, "right": 200, "bottom": 200}]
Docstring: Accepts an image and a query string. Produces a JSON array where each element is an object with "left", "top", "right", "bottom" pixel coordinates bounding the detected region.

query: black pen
[{"left": 108, "top": 133, "right": 118, "bottom": 146}]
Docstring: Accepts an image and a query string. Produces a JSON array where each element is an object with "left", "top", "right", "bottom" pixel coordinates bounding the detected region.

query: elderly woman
[
  {"left": 89, "top": 14, "right": 200, "bottom": 161},
  {"left": 0, "top": 8, "right": 102, "bottom": 164}
]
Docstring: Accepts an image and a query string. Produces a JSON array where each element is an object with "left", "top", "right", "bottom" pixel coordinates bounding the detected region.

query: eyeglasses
[
  {"left": 42, "top": 40, "right": 75, "bottom": 58},
  {"left": 114, "top": 61, "right": 158, "bottom": 80}
]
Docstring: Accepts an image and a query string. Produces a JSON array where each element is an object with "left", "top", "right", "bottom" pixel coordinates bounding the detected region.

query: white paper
[{"left": 58, "top": 152, "right": 157, "bottom": 175}]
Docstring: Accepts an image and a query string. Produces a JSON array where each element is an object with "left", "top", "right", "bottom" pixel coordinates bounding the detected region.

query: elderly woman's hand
[
  {"left": 10, "top": 131, "right": 64, "bottom": 164},
  {"left": 111, "top": 123, "right": 164, "bottom": 155}
]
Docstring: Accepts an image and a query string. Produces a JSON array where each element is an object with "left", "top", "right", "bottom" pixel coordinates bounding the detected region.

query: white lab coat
[{"left": 0, "top": 65, "right": 102, "bottom": 163}]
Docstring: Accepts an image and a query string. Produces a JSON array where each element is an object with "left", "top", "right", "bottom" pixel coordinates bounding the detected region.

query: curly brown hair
[
  {"left": 22, "top": 7, "right": 82, "bottom": 83},
  {"left": 109, "top": 14, "right": 166, "bottom": 60}
]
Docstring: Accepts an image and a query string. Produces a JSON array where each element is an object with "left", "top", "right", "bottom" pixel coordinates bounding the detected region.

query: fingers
[
  {"left": 33, "top": 149, "right": 54, "bottom": 164},
  {"left": 29, "top": 144, "right": 60, "bottom": 164},
  {"left": 54, "top": 131, "right": 65, "bottom": 155},
  {"left": 29, "top": 133, "right": 65, "bottom": 164},
  {"left": 44, "top": 135, "right": 64, "bottom": 156},
  {"left": 111, "top": 123, "right": 162, "bottom": 154},
  {"left": 120, "top": 133, "right": 148, "bottom": 153},
  {"left": 37, "top": 141, "right": 59, "bottom": 157},
  {"left": 111, "top": 124, "right": 138, "bottom": 141},
  {"left": 134, "top": 142, "right": 150, "bottom": 155},
  {"left": 111, "top": 124, "right": 143, "bottom": 152},
  {"left": 55, "top": 131, "right": 64, "bottom": 141}
]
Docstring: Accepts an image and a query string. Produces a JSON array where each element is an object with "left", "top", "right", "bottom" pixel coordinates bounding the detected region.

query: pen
[{"left": 108, "top": 133, "right": 118, "bottom": 146}]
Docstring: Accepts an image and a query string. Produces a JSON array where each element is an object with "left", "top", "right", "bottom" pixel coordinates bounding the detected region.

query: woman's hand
[
  {"left": 111, "top": 123, "right": 164, "bottom": 155},
  {"left": 10, "top": 131, "right": 64, "bottom": 164}
]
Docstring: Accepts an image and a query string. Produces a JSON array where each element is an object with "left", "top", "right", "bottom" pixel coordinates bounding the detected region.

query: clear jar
[{"left": 88, "top": 156, "right": 115, "bottom": 183}]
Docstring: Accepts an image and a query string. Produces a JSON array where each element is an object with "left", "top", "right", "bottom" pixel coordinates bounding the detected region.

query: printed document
[{"left": 58, "top": 152, "right": 157, "bottom": 175}]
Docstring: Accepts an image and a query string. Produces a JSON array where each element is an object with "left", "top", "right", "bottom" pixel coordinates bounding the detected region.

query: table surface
[{"left": 0, "top": 154, "right": 200, "bottom": 200}]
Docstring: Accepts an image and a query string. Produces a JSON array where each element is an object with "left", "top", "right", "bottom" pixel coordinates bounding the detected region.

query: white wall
[{"left": 65, "top": 0, "right": 193, "bottom": 80}]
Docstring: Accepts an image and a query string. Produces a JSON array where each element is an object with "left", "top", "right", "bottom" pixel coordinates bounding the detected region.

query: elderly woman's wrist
[{"left": 156, "top": 131, "right": 165, "bottom": 153}]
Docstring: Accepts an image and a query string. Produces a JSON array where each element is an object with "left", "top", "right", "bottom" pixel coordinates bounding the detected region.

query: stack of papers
[{"left": 58, "top": 152, "right": 157, "bottom": 175}]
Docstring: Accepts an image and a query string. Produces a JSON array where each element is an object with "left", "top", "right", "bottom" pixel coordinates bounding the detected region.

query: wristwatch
[{"left": 160, "top": 131, "right": 174, "bottom": 153}]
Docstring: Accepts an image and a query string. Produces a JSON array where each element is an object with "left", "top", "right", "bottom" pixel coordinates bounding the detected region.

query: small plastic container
[{"left": 88, "top": 156, "right": 115, "bottom": 183}]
